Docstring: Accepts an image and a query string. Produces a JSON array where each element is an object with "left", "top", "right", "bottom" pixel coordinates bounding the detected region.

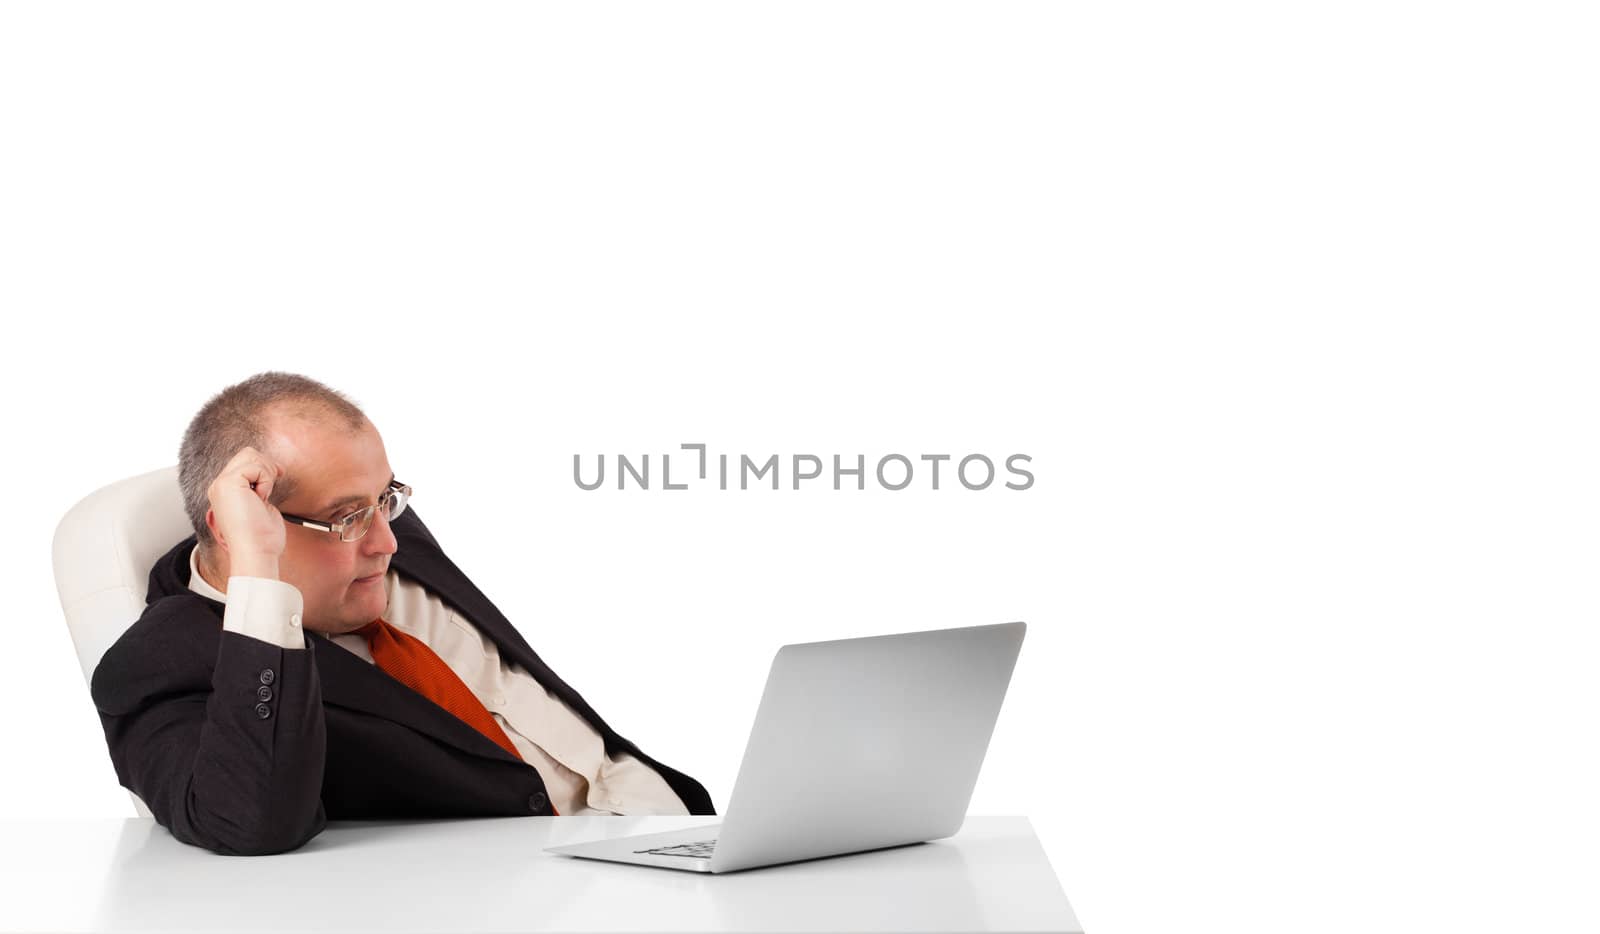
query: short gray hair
[{"left": 178, "top": 372, "right": 369, "bottom": 550}]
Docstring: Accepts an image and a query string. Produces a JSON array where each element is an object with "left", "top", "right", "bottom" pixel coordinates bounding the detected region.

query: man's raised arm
[{"left": 91, "top": 446, "right": 327, "bottom": 855}]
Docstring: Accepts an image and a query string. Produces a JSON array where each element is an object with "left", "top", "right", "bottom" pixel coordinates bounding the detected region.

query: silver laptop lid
[{"left": 710, "top": 621, "right": 1026, "bottom": 872}]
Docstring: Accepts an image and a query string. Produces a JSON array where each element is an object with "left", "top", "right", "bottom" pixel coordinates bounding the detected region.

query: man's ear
[{"left": 204, "top": 508, "right": 227, "bottom": 553}]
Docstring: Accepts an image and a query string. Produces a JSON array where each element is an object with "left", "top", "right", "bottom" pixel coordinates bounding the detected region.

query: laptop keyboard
[{"left": 636, "top": 838, "right": 717, "bottom": 859}]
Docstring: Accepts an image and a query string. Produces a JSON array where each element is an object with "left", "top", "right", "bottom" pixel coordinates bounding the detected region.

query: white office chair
[{"left": 53, "top": 464, "right": 195, "bottom": 819}]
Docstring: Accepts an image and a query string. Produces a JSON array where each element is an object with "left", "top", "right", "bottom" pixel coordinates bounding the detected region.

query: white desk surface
[{"left": 0, "top": 815, "right": 1080, "bottom": 934}]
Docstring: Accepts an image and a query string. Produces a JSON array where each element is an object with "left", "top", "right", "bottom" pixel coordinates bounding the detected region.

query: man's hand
[{"left": 208, "top": 446, "right": 288, "bottom": 580}]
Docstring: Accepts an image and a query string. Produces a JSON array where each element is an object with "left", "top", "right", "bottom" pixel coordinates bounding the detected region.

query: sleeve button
[
  {"left": 254, "top": 703, "right": 272, "bottom": 720},
  {"left": 259, "top": 669, "right": 275, "bottom": 686},
  {"left": 527, "top": 792, "right": 547, "bottom": 812},
  {"left": 257, "top": 685, "right": 273, "bottom": 702}
]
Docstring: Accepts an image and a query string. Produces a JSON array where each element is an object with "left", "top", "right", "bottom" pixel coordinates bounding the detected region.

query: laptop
[{"left": 544, "top": 621, "right": 1026, "bottom": 873}]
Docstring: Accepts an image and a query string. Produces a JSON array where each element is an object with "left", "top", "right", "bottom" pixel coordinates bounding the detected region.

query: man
[{"left": 90, "top": 372, "right": 713, "bottom": 856}]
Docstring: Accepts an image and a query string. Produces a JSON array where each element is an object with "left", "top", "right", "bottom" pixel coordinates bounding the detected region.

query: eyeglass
[{"left": 281, "top": 480, "right": 412, "bottom": 543}]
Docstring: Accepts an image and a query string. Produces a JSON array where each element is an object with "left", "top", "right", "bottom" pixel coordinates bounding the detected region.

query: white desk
[{"left": 0, "top": 815, "right": 1079, "bottom": 933}]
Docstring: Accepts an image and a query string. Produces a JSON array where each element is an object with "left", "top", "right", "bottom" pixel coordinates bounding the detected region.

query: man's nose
[{"left": 362, "top": 509, "right": 399, "bottom": 556}]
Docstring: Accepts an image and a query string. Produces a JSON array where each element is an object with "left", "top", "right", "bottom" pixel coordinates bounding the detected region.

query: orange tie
[{"left": 355, "top": 617, "right": 559, "bottom": 814}]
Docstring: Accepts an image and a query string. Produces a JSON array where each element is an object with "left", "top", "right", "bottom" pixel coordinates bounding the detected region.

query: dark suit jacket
[{"left": 89, "top": 507, "right": 714, "bottom": 856}]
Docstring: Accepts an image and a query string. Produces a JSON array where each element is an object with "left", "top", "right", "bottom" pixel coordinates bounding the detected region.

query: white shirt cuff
[{"left": 221, "top": 577, "right": 306, "bottom": 650}]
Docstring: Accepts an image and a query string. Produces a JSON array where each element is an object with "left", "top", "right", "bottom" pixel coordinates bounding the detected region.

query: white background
[{"left": 2, "top": 4, "right": 1596, "bottom": 933}]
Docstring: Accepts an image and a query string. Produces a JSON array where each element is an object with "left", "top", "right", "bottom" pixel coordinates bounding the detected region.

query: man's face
[{"left": 265, "top": 414, "right": 398, "bottom": 635}]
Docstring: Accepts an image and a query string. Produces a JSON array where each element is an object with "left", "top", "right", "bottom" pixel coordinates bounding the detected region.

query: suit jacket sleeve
[{"left": 91, "top": 598, "right": 328, "bottom": 856}]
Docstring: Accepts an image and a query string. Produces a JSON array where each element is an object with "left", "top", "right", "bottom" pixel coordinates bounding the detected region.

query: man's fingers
[
  {"left": 205, "top": 446, "right": 290, "bottom": 564},
  {"left": 225, "top": 447, "right": 283, "bottom": 501}
]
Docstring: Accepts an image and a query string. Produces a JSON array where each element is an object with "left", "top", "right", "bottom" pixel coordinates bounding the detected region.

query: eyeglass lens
[{"left": 341, "top": 487, "right": 410, "bottom": 542}]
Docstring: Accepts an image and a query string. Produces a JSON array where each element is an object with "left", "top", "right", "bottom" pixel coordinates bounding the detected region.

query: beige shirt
[{"left": 189, "top": 547, "right": 688, "bottom": 817}]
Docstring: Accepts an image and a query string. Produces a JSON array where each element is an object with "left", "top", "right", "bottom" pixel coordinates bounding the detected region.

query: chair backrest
[{"left": 53, "top": 464, "right": 195, "bottom": 819}]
